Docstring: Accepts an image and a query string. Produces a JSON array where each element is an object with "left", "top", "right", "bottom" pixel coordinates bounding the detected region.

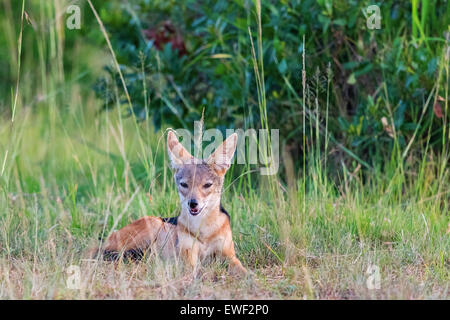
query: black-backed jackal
[{"left": 93, "top": 130, "right": 246, "bottom": 274}]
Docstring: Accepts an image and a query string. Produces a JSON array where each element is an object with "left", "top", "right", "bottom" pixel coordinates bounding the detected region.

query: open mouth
[{"left": 189, "top": 207, "right": 202, "bottom": 216}]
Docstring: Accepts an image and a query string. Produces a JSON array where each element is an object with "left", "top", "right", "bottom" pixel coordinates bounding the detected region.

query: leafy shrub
[{"left": 94, "top": 0, "right": 449, "bottom": 173}]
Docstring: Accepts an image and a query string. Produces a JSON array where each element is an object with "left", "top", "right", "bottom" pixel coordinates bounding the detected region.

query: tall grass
[{"left": 0, "top": 0, "right": 448, "bottom": 299}]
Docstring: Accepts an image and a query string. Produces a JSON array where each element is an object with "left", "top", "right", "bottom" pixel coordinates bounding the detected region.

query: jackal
[{"left": 94, "top": 130, "right": 246, "bottom": 274}]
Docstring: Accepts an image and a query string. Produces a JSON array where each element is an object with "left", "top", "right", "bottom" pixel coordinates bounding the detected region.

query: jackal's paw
[{"left": 229, "top": 264, "right": 248, "bottom": 277}]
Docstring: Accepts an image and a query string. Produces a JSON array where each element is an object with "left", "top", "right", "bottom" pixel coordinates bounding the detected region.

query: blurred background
[{"left": 1, "top": 0, "right": 448, "bottom": 183}]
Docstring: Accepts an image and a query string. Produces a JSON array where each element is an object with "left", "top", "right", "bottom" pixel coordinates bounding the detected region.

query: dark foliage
[{"left": 92, "top": 0, "right": 449, "bottom": 171}]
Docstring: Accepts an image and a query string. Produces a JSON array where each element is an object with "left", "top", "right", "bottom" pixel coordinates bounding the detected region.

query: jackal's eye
[
  {"left": 203, "top": 183, "right": 212, "bottom": 189},
  {"left": 180, "top": 182, "right": 188, "bottom": 188}
]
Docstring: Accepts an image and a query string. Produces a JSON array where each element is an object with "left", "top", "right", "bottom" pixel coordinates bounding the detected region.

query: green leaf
[
  {"left": 347, "top": 73, "right": 356, "bottom": 85},
  {"left": 278, "top": 59, "right": 287, "bottom": 74}
]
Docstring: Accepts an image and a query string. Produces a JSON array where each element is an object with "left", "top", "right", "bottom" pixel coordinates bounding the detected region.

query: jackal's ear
[
  {"left": 207, "top": 133, "right": 238, "bottom": 175},
  {"left": 167, "top": 130, "right": 194, "bottom": 168}
]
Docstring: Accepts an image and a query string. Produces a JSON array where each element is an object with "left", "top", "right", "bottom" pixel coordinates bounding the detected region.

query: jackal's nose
[{"left": 188, "top": 199, "right": 198, "bottom": 209}]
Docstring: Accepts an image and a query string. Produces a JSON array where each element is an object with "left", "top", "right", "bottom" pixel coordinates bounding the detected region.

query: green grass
[
  {"left": 0, "top": 0, "right": 448, "bottom": 299},
  {"left": 0, "top": 82, "right": 448, "bottom": 298}
]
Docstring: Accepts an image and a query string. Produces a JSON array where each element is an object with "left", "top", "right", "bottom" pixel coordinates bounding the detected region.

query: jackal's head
[{"left": 167, "top": 130, "right": 237, "bottom": 217}]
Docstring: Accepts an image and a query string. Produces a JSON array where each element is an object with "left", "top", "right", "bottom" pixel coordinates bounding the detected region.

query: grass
[{"left": 0, "top": 0, "right": 448, "bottom": 299}]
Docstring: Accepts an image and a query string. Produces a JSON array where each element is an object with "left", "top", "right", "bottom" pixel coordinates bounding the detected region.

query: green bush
[{"left": 90, "top": 0, "right": 448, "bottom": 173}]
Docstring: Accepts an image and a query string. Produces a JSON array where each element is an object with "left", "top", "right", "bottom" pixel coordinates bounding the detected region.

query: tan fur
[
  {"left": 103, "top": 216, "right": 177, "bottom": 259},
  {"left": 95, "top": 130, "right": 246, "bottom": 275}
]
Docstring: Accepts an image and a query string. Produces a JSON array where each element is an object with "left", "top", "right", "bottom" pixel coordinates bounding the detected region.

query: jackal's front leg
[
  {"left": 180, "top": 242, "right": 200, "bottom": 273},
  {"left": 222, "top": 240, "right": 247, "bottom": 275},
  {"left": 180, "top": 244, "right": 199, "bottom": 278}
]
